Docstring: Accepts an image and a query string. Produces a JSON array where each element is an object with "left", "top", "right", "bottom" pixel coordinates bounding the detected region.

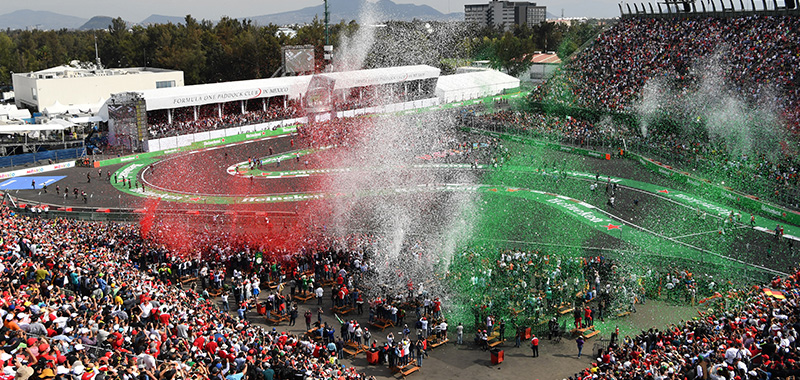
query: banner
[
  {"left": 97, "top": 125, "right": 299, "bottom": 167},
  {"left": 0, "top": 161, "right": 76, "bottom": 180}
]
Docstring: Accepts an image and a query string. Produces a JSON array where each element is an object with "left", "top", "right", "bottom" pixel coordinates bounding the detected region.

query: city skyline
[{"left": 2, "top": 0, "right": 622, "bottom": 23}]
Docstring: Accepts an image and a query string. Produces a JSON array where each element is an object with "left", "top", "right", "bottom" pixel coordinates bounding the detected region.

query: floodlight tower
[
  {"left": 323, "top": 0, "right": 334, "bottom": 68},
  {"left": 659, "top": 0, "right": 696, "bottom": 12},
  {"left": 324, "top": 0, "right": 330, "bottom": 45}
]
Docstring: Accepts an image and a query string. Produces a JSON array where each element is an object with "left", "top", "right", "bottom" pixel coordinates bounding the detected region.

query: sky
[{"left": 6, "top": 0, "right": 623, "bottom": 22}]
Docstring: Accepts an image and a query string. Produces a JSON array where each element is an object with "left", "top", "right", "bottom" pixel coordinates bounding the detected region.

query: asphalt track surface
[{"left": 9, "top": 133, "right": 798, "bottom": 270}]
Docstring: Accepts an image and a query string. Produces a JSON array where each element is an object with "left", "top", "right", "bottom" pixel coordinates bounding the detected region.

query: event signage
[{"left": 0, "top": 161, "right": 75, "bottom": 180}]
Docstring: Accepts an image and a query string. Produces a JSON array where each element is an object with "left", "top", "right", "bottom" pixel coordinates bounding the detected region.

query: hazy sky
[{"left": 8, "top": 0, "right": 623, "bottom": 22}]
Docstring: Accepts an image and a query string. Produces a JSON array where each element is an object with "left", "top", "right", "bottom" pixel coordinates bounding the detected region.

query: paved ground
[{"left": 219, "top": 286, "right": 700, "bottom": 380}]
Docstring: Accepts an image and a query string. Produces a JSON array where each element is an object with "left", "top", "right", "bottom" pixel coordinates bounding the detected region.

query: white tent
[
  {"left": 436, "top": 70, "right": 520, "bottom": 103},
  {"left": 69, "top": 115, "right": 104, "bottom": 124},
  {"left": 42, "top": 101, "right": 69, "bottom": 116},
  {"left": 0, "top": 105, "right": 31, "bottom": 120}
]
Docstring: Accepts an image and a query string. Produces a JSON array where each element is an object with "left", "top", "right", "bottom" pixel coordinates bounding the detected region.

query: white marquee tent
[{"left": 436, "top": 69, "right": 520, "bottom": 103}]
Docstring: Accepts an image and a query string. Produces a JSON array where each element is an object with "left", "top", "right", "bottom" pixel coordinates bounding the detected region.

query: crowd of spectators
[
  {"left": 295, "top": 118, "right": 373, "bottom": 149},
  {"left": 147, "top": 105, "right": 303, "bottom": 140},
  {"left": 0, "top": 206, "right": 384, "bottom": 380},
  {"left": 534, "top": 15, "right": 800, "bottom": 135},
  {"left": 581, "top": 270, "right": 800, "bottom": 380}
]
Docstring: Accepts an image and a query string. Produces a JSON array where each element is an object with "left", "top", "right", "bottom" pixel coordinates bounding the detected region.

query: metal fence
[{"left": 0, "top": 147, "right": 85, "bottom": 168}]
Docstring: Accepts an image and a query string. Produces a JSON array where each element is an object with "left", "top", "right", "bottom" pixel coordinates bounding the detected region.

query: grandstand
[
  {"left": 102, "top": 66, "right": 519, "bottom": 153},
  {"left": 528, "top": 5, "right": 800, "bottom": 210}
]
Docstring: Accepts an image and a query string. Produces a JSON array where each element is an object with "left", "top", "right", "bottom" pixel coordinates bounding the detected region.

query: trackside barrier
[
  {"left": 96, "top": 125, "right": 300, "bottom": 167},
  {"left": 466, "top": 127, "right": 800, "bottom": 226},
  {"left": 0, "top": 161, "right": 77, "bottom": 180},
  {"left": 631, "top": 153, "right": 800, "bottom": 226}
]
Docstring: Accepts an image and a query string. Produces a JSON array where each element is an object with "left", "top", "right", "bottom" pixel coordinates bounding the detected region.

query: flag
[{"left": 763, "top": 288, "right": 786, "bottom": 300}]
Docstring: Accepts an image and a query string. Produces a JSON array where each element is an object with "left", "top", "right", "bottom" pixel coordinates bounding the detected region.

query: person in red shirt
[
  {"left": 193, "top": 335, "right": 206, "bottom": 350},
  {"left": 530, "top": 335, "right": 539, "bottom": 357},
  {"left": 205, "top": 337, "right": 219, "bottom": 354},
  {"left": 585, "top": 306, "right": 593, "bottom": 327},
  {"left": 158, "top": 310, "right": 171, "bottom": 326}
]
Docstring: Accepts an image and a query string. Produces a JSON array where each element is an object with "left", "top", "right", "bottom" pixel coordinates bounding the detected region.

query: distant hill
[
  {"left": 0, "top": 9, "right": 86, "bottom": 30},
  {"left": 79, "top": 16, "right": 117, "bottom": 30},
  {"left": 140, "top": 14, "right": 186, "bottom": 26},
  {"left": 0, "top": 2, "right": 464, "bottom": 32},
  {"left": 248, "top": 0, "right": 463, "bottom": 25}
]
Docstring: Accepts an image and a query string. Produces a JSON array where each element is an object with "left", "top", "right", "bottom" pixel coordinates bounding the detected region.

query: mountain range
[
  {"left": 0, "top": 0, "right": 468, "bottom": 31},
  {"left": 249, "top": 0, "right": 463, "bottom": 25}
]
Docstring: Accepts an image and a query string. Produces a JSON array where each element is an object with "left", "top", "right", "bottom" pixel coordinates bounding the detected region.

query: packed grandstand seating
[
  {"left": 532, "top": 15, "right": 800, "bottom": 134},
  {"left": 147, "top": 105, "right": 303, "bottom": 139},
  {"left": 296, "top": 118, "right": 374, "bottom": 149},
  {"left": 7, "top": 10, "right": 800, "bottom": 380}
]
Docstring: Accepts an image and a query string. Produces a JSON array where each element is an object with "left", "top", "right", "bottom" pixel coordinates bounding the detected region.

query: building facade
[
  {"left": 12, "top": 64, "right": 184, "bottom": 114},
  {"left": 465, "top": 0, "right": 547, "bottom": 29}
]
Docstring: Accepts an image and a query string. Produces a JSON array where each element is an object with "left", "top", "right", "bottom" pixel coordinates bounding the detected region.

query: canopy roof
[
  {"left": 436, "top": 70, "right": 520, "bottom": 93},
  {"left": 0, "top": 121, "right": 73, "bottom": 134},
  {"left": 319, "top": 65, "right": 440, "bottom": 91},
  {"left": 136, "top": 65, "right": 441, "bottom": 112},
  {"left": 141, "top": 75, "right": 312, "bottom": 112},
  {"left": 69, "top": 116, "right": 104, "bottom": 124}
]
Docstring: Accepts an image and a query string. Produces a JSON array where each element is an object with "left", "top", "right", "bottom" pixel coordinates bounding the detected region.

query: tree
[{"left": 490, "top": 32, "right": 536, "bottom": 77}]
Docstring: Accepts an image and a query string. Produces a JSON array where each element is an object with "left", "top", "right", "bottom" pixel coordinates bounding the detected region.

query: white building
[
  {"left": 12, "top": 63, "right": 184, "bottom": 115},
  {"left": 520, "top": 52, "right": 562, "bottom": 85}
]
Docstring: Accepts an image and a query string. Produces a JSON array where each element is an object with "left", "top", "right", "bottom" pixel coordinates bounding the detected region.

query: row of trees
[
  {"left": 0, "top": 16, "right": 606, "bottom": 87},
  {"left": 467, "top": 21, "right": 607, "bottom": 76},
  {"left": 0, "top": 15, "right": 357, "bottom": 86}
]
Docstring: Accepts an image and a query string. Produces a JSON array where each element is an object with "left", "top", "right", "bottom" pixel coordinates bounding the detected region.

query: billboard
[
  {"left": 283, "top": 46, "right": 315, "bottom": 74},
  {"left": 108, "top": 92, "right": 148, "bottom": 150}
]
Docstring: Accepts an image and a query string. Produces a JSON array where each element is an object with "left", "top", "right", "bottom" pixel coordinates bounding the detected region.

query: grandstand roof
[
  {"left": 524, "top": 53, "right": 562, "bottom": 64},
  {"left": 136, "top": 65, "right": 442, "bottom": 112},
  {"left": 319, "top": 65, "right": 441, "bottom": 91},
  {"left": 437, "top": 69, "right": 520, "bottom": 93},
  {"left": 140, "top": 76, "right": 312, "bottom": 112}
]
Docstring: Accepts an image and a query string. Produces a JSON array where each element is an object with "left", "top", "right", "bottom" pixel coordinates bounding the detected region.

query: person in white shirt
[{"left": 315, "top": 286, "right": 324, "bottom": 305}]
